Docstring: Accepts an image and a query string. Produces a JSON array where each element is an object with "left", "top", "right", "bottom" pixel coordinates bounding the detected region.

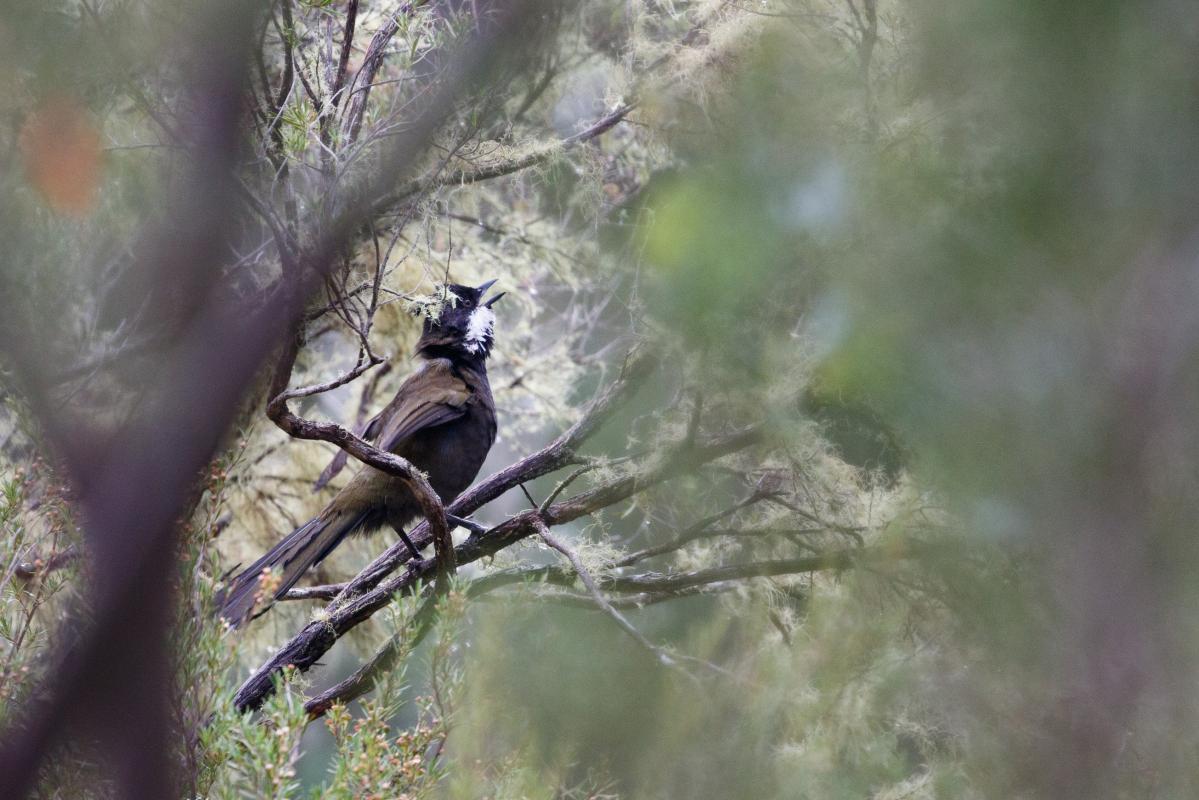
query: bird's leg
[
  {"left": 391, "top": 525, "right": 424, "bottom": 563},
  {"left": 446, "top": 513, "right": 488, "bottom": 536}
]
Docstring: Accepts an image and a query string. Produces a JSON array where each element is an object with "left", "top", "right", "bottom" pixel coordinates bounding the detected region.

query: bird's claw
[{"left": 446, "top": 513, "right": 488, "bottom": 535}]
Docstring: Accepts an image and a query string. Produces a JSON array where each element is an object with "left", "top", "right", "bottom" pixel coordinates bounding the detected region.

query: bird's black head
[{"left": 416, "top": 280, "right": 505, "bottom": 362}]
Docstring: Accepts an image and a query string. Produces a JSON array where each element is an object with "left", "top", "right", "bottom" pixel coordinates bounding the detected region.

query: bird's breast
[{"left": 401, "top": 409, "right": 495, "bottom": 501}]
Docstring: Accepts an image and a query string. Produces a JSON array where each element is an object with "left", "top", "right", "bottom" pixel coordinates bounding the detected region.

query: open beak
[{"left": 477, "top": 278, "right": 505, "bottom": 307}]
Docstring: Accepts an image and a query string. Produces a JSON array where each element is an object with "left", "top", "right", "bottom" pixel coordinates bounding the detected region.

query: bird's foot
[{"left": 446, "top": 513, "right": 488, "bottom": 536}]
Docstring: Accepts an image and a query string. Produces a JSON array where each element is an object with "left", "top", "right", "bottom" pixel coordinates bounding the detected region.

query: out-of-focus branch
[
  {"left": 12, "top": 547, "right": 80, "bottom": 581},
  {"left": 0, "top": 4, "right": 262, "bottom": 795},
  {"left": 382, "top": 102, "right": 635, "bottom": 209},
  {"left": 610, "top": 487, "right": 777, "bottom": 567},
  {"left": 0, "top": 2, "right": 549, "bottom": 794}
]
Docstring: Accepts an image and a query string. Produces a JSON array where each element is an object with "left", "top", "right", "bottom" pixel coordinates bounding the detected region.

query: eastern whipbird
[{"left": 219, "top": 281, "right": 503, "bottom": 626}]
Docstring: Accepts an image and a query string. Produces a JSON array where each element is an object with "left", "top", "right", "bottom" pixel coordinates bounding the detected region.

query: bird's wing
[
  {"left": 361, "top": 409, "right": 387, "bottom": 441},
  {"left": 374, "top": 358, "right": 473, "bottom": 451},
  {"left": 313, "top": 407, "right": 389, "bottom": 491}
]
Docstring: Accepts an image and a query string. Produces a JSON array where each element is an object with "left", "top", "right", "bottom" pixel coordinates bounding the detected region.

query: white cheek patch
[{"left": 464, "top": 306, "right": 496, "bottom": 353}]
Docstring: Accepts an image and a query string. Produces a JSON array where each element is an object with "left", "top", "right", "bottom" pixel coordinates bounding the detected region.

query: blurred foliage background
[{"left": 2, "top": 0, "right": 1199, "bottom": 797}]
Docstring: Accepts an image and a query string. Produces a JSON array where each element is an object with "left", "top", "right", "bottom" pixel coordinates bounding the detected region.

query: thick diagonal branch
[
  {"left": 234, "top": 419, "right": 758, "bottom": 712},
  {"left": 324, "top": 344, "right": 659, "bottom": 606}
]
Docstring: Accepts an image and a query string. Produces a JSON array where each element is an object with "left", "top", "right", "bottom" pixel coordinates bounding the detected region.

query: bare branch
[
  {"left": 313, "top": 361, "right": 393, "bottom": 490},
  {"left": 234, "top": 364, "right": 772, "bottom": 714},
  {"left": 303, "top": 588, "right": 441, "bottom": 717},
  {"left": 539, "top": 462, "right": 599, "bottom": 513},
  {"left": 281, "top": 582, "right": 344, "bottom": 601},
  {"left": 611, "top": 488, "right": 779, "bottom": 567},
  {"left": 330, "top": 0, "right": 360, "bottom": 108},
  {"left": 342, "top": 2, "right": 432, "bottom": 146},
  {"left": 295, "top": 538, "right": 930, "bottom": 718},
  {"left": 381, "top": 103, "right": 635, "bottom": 209},
  {"left": 272, "top": 352, "right": 384, "bottom": 405},
  {"left": 532, "top": 516, "right": 675, "bottom": 665}
]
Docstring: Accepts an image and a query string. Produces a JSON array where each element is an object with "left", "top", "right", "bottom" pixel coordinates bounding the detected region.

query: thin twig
[
  {"left": 272, "top": 353, "right": 383, "bottom": 404},
  {"left": 611, "top": 488, "right": 777, "bottom": 567},
  {"left": 379, "top": 103, "right": 635, "bottom": 211},
  {"left": 531, "top": 515, "right": 678, "bottom": 667}
]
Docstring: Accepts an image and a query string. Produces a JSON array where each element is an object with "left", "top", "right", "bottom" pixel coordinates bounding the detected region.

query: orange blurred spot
[{"left": 19, "top": 96, "right": 103, "bottom": 215}]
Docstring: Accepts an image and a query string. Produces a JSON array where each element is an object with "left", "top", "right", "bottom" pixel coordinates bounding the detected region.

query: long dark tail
[{"left": 218, "top": 505, "right": 367, "bottom": 627}]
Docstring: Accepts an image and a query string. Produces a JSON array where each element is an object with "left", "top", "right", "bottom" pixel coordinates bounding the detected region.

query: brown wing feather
[
  {"left": 313, "top": 407, "right": 390, "bottom": 490},
  {"left": 374, "top": 358, "right": 472, "bottom": 451}
]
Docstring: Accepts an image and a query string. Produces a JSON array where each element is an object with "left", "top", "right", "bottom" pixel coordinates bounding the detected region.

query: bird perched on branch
[{"left": 219, "top": 280, "right": 503, "bottom": 626}]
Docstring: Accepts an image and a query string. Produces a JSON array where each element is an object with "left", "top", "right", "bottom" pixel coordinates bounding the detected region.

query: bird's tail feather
[{"left": 218, "top": 506, "right": 367, "bottom": 627}]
